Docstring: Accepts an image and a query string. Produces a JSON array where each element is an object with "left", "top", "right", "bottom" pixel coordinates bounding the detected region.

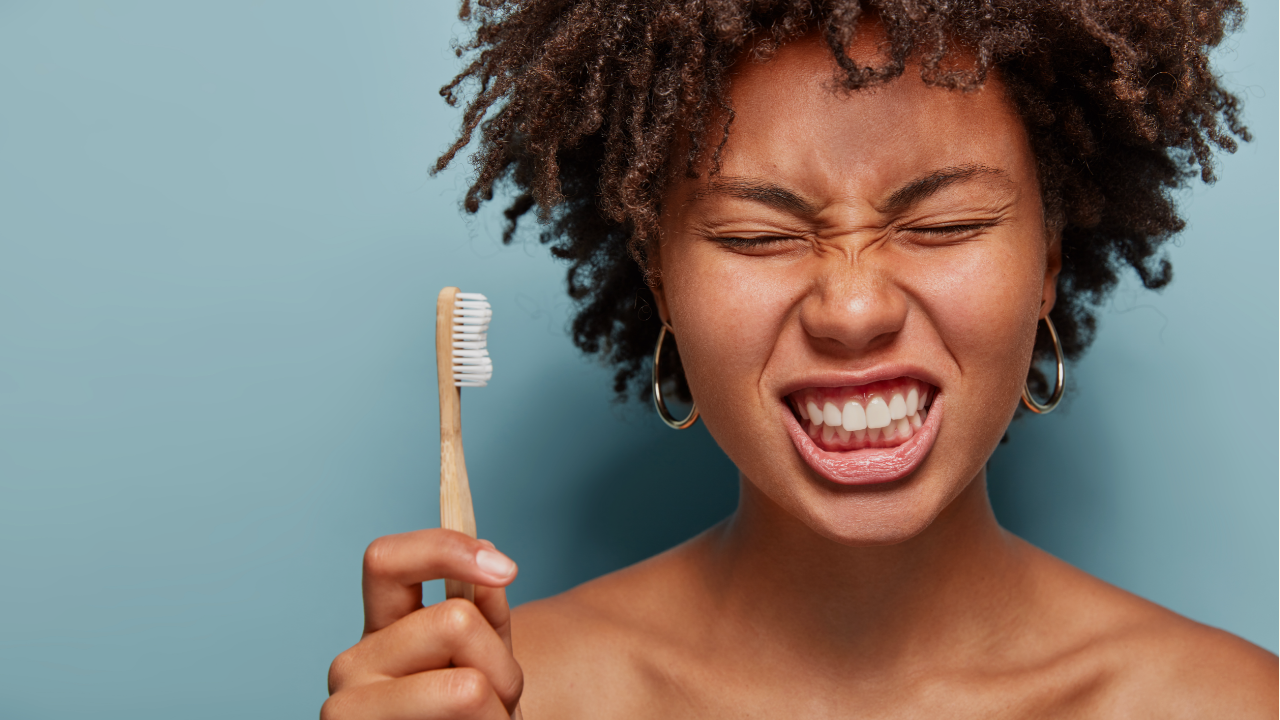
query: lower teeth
[{"left": 805, "top": 406, "right": 926, "bottom": 449}]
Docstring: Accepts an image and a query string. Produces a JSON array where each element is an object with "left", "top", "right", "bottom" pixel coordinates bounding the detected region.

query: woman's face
[{"left": 654, "top": 34, "right": 1059, "bottom": 545}]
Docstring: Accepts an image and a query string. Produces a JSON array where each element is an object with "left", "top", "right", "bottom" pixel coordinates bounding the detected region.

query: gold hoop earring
[
  {"left": 652, "top": 324, "right": 699, "bottom": 429},
  {"left": 1022, "top": 315, "right": 1065, "bottom": 414}
]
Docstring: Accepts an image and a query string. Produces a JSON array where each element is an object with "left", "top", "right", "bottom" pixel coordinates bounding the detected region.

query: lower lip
[{"left": 783, "top": 395, "right": 942, "bottom": 485}]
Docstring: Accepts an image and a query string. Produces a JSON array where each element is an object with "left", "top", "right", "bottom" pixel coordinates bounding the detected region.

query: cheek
[
  {"left": 914, "top": 242, "right": 1044, "bottom": 395},
  {"left": 661, "top": 234, "right": 1047, "bottom": 419},
  {"left": 661, "top": 249, "right": 793, "bottom": 411}
]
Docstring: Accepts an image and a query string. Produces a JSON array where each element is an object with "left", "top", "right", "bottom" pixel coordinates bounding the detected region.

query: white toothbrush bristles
[{"left": 452, "top": 292, "right": 492, "bottom": 387}]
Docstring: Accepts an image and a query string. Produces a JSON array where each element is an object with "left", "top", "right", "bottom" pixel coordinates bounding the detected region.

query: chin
[
  {"left": 721, "top": 433, "right": 973, "bottom": 549},
  {"left": 784, "top": 461, "right": 971, "bottom": 547},
  {"left": 696, "top": 366, "right": 1009, "bottom": 549}
]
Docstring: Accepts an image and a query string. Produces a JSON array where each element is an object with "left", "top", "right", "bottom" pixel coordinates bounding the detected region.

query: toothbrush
[{"left": 435, "top": 287, "right": 492, "bottom": 602}]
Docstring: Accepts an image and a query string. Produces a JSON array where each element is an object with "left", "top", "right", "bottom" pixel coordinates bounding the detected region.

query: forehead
[{"left": 709, "top": 34, "right": 1034, "bottom": 202}]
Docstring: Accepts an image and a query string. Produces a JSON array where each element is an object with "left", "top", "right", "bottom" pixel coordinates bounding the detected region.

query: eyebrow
[
  {"left": 879, "top": 164, "right": 1009, "bottom": 213},
  {"left": 693, "top": 164, "right": 1009, "bottom": 217},
  {"left": 693, "top": 178, "right": 818, "bottom": 216}
]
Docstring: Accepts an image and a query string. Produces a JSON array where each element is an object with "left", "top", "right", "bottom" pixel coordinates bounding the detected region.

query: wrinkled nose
[{"left": 798, "top": 257, "right": 908, "bottom": 356}]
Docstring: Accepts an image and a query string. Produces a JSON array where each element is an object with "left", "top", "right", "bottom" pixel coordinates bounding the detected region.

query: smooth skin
[{"left": 324, "top": 31, "right": 1277, "bottom": 720}]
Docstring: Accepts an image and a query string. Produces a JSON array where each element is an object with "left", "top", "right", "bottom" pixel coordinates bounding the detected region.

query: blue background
[{"left": 0, "top": 2, "right": 1274, "bottom": 717}]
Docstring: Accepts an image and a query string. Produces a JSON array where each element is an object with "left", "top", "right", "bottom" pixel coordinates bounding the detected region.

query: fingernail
[{"left": 475, "top": 548, "right": 515, "bottom": 579}]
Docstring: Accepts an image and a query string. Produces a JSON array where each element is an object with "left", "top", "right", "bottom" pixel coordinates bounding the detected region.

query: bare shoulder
[
  {"left": 1020, "top": 542, "right": 1277, "bottom": 719},
  {"left": 1098, "top": 604, "right": 1277, "bottom": 718},
  {"left": 509, "top": 537, "right": 711, "bottom": 719}
]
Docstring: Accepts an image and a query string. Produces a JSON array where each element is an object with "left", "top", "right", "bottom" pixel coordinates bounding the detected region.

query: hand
[{"left": 322, "top": 529, "right": 524, "bottom": 719}]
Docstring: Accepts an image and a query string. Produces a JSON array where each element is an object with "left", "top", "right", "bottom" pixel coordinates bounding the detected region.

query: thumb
[{"left": 473, "top": 539, "right": 517, "bottom": 652}]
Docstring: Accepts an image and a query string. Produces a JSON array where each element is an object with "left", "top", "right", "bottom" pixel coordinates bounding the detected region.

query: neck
[{"left": 700, "top": 468, "right": 1028, "bottom": 671}]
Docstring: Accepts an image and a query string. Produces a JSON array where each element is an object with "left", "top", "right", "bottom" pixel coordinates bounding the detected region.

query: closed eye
[
  {"left": 897, "top": 222, "right": 997, "bottom": 245},
  {"left": 906, "top": 224, "right": 991, "bottom": 236},
  {"left": 711, "top": 235, "right": 809, "bottom": 256},
  {"left": 714, "top": 235, "right": 793, "bottom": 248}
]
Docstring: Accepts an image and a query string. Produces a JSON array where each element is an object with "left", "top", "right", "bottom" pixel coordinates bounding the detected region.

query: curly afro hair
[{"left": 435, "top": 0, "right": 1248, "bottom": 403}]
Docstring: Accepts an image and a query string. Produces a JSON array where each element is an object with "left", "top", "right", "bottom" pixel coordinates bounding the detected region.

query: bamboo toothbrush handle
[{"left": 436, "top": 286, "right": 477, "bottom": 602}]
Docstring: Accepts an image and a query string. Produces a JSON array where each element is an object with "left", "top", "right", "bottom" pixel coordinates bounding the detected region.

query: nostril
[{"left": 797, "top": 281, "right": 910, "bottom": 355}]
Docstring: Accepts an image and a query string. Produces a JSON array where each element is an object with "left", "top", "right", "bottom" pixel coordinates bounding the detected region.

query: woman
[{"left": 324, "top": 1, "right": 1276, "bottom": 717}]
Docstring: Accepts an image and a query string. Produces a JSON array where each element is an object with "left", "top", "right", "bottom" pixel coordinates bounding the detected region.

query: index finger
[{"left": 361, "top": 528, "right": 517, "bottom": 633}]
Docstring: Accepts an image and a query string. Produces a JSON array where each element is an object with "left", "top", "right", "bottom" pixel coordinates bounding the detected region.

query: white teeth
[
  {"left": 794, "top": 385, "right": 931, "bottom": 447},
  {"left": 888, "top": 393, "right": 906, "bottom": 420},
  {"left": 806, "top": 402, "right": 823, "bottom": 426},
  {"left": 894, "top": 417, "right": 910, "bottom": 438},
  {"left": 822, "top": 402, "right": 841, "bottom": 428},
  {"left": 842, "top": 401, "right": 867, "bottom": 431},
  {"left": 866, "top": 395, "right": 891, "bottom": 428}
]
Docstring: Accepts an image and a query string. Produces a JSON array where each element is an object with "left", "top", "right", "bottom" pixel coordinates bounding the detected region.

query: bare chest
[{"left": 520, "top": 646, "right": 1117, "bottom": 720}]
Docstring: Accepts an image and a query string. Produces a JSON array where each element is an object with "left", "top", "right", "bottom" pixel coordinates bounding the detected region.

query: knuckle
[
  {"left": 362, "top": 536, "right": 396, "bottom": 577},
  {"left": 443, "top": 667, "right": 493, "bottom": 716},
  {"left": 436, "top": 598, "right": 483, "bottom": 638},
  {"left": 326, "top": 649, "right": 359, "bottom": 693},
  {"left": 495, "top": 664, "right": 525, "bottom": 708},
  {"left": 319, "top": 692, "right": 353, "bottom": 720}
]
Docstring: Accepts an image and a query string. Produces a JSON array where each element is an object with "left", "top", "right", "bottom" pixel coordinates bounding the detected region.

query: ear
[
  {"left": 643, "top": 231, "right": 672, "bottom": 327},
  {"left": 650, "top": 281, "right": 670, "bottom": 328},
  {"left": 1041, "top": 231, "right": 1062, "bottom": 318}
]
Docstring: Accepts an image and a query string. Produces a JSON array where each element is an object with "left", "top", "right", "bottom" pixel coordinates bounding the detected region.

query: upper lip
[{"left": 775, "top": 364, "right": 943, "bottom": 399}]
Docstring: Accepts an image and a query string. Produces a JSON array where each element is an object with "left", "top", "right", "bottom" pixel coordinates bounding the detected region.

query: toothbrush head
[{"left": 451, "top": 292, "right": 492, "bottom": 387}]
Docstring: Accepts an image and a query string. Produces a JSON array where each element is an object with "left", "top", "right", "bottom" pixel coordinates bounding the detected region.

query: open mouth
[
  {"left": 787, "top": 378, "right": 936, "bottom": 452},
  {"left": 781, "top": 375, "right": 943, "bottom": 485}
]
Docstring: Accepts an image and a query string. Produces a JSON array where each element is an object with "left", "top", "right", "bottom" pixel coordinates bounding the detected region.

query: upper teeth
[
  {"left": 795, "top": 387, "right": 932, "bottom": 433},
  {"left": 823, "top": 402, "right": 841, "bottom": 427},
  {"left": 841, "top": 401, "right": 866, "bottom": 431},
  {"left": 866, "top": 396, "right": 891, "bottom": 428}
]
